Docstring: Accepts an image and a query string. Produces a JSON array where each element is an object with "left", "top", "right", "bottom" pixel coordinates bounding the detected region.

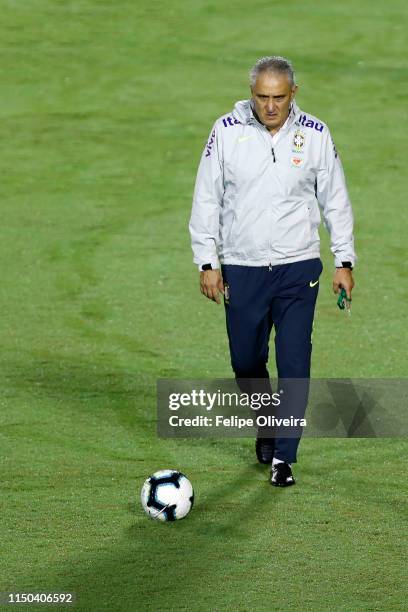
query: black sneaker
[
  {"left": 255, "top": 438, "right": 274, "bottom": 464},
  {"left": 270, "top": 462, "right": 295, "bottom": 487}
]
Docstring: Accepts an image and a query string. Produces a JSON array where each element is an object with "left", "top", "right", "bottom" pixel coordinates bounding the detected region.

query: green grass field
[{"left": 1, "top": 1, "right": 407, "bottom": 610}]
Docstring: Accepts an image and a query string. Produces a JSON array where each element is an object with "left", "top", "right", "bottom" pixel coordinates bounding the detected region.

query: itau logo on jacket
[
  {"left": 222, "top": 116, "right": 241, "bottom": 128},
  {"left": 298, "top": 114, "right": 324, "bottom": 132}
]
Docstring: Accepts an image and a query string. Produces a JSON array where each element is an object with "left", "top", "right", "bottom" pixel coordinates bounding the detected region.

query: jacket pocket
[
  {"left": 220, "top": 207, "right": 237, "bottom": 248},
  {"left": 272, "top": 202, "right": 312, "bottom": 255}
]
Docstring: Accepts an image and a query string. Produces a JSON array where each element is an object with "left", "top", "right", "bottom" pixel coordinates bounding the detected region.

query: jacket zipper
[
  {"left": 270, "top": 140, "right": 276, "bottom": 268},
  {"left": 270, "top": 142, "right": 276, "bottom": 268},
  {"left": 252, "top": 111, "right": 297, "bottom": 270},
  {"left": 256, "top": 123, "right": 277, "bottom": 268}
]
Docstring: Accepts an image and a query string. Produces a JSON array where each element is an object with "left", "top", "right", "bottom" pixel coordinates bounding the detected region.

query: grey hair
[{"left": 249, "top": 56, "right": 296, "bottom": 87}]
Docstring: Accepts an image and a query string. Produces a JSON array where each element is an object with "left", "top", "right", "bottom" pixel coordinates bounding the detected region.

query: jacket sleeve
[
  {"left": 316, "top": 130, "right": 356, "bottom": 267},
  {"left": 189, "top": 123, "right": 223, "bottom": 270}
]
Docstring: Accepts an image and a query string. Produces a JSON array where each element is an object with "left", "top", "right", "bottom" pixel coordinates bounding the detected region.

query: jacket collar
[{"left": 233, "top": 98, "right": 300, "bottom": 132}]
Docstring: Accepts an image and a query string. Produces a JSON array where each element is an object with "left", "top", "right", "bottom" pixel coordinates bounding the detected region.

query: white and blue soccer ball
[{"left": 140, "top": 470, "right": 194, "bottom": 521}]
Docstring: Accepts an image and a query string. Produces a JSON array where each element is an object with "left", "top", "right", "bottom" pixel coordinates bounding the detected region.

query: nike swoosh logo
[
  {"left": 309, "top": 280, "right": 319, "bottom": 287},
  {"left": 238, "top": 135, "right": 253, "bottom": 143}
]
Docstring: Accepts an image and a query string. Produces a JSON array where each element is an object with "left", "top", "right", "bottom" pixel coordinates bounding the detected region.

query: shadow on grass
[
  {"left": 1, "top": 351, "right": 155, "bottom": 430},
  {"left": 2, "top": 351, "right": 301, "bottom": 610},
  {"left": 33, "top": 466, "right": 291, "bottom": 611}
]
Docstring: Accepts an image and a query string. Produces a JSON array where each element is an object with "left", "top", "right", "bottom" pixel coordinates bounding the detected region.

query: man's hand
[
  {"left": 333, "top": 268, "right": 355, "bottom": 300},
  {"left": 200, "top": 269, "right": 224, "bottom": 304}
]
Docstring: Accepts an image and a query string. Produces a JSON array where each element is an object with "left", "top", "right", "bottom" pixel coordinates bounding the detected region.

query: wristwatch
[
  {"left": 201, "top": 263, "right": 213, "bottom": 271},
  {"left": 336, "top": 261, "right": 353, "bottom": 270}
]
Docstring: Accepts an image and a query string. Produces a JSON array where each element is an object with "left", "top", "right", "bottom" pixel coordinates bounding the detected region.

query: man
[{"left": 189, "top": 56, "right": 355, "bottom": 486}]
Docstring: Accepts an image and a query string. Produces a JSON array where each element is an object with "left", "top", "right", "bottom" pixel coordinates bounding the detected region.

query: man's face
[{"left": 251, "top": 72, "right": 297, "bottom": 132}]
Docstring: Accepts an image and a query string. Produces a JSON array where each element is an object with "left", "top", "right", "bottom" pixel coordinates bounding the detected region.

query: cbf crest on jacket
[{"left": 189, "top": 99, "right": 356, "bottom": 270}]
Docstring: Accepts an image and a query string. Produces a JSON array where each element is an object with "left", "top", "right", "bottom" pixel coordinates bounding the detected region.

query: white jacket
[{"left": 189, "top": 99, "right": 356, "bottom": 269}]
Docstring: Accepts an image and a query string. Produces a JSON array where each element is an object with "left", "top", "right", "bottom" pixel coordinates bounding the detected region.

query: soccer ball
[{"left": 140, "top": 469, "right": 194, "bottom": 521}]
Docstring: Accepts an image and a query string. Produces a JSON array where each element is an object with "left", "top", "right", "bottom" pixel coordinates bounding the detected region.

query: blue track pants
[{"left": 222, "top": 258, "right": 323, "bottom": 463}]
